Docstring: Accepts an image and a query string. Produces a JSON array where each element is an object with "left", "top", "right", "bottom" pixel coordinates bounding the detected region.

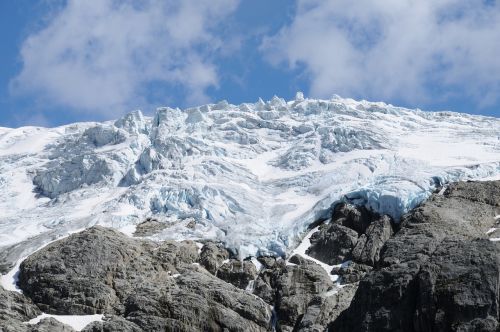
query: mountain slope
[{"left": 0, "top": 95, "right": 499, "bottom": 264}]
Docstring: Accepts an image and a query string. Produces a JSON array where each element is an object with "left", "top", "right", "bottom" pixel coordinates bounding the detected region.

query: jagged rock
[
  {"left": 0, "top": 317, "right": 75, "bottom": 332},
  {"left": 253, "top": 269, "right": 279, "bottom": 304},
  {"left": 306, "top": 223, "right": 358, "bottom": 265},
  {"left": 297, "top": 283, "right": 358, "bottom": 332},
  {"left": 331, "top": 262, "right": 372, "bottom": 285},
  {"left": 257, "top": 256, "right": 278, "bottom": 269},
  {"left": 351, "top": 215, "right": 393, "bottom": 266},
  {"left": 122, "top": 267, "right": 271, "bottom": 331},
  {"left": 17, "top": 226, "right": 270, "bottom": 331},
  {"left": 275, "top": 255, "right": 334, "bottom": 331},
  {"left": 329, "top": 180, "right": 500, "bottom": 332},
  {"left": 331, "top": 203, "right": 374, "bottom": 234},
  {"left": 199, "top": 241, "right": 230, "bottom": 275},
  {"left": 216, "top": 259, "right": 258, "bottom": 289},
  {"left": 27, "top": 318, "right": 75, "bottom": 332},
  {"left": 133, "top": 218, "right": 169, "bottom": 237},
  {"left": 18, "top": 226, "right": 199, "bottom": 315},
  {"left": 414, "top": 238, "right": 499, "bottom": 332},
  {"left": 81, "top": 315, "right": 143, "bottom": 332},
  {"left": 0, "top": 287, "right": 41, "bottom": 324}
]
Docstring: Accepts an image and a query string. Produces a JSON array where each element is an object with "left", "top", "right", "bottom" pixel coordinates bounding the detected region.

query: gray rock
[
  {"left": 351, "top": 215, "right": 393, "bottom": 266},
  {"left": 331, "top": 262, "right": 372, "bottom": 285},
  {"left": 414, "top": 238, "right": 499, "bottom": 332},
  {"left": 216, "top": 259, "right": 258, "bottom": 290},
  {"left": 329, "top": 180, "right": 500, "bottom": 332},
  {"left": 257, "top": 256, "right": 278, "bottom": 269},
  {"left": 275, "top": 255, "right": 334, "bottom": 331},
  {"left": 133, "top": 218, "right": 169, "bottom": 237},
  {"left": 253, "top": 268, "right": 279, "bottom": 304},
  {"left": 298, "top": 283, "right": 358, "bottom": 332},
  {"left": 199, "top": 241, "right": 230, "bottom": 275},
  {"left": 81, "top": 315, "right": 143, "bottom": 332},
  {"left": 331, "top": 203, "right": 374, "bottom": 234},
  {"left": 0, "top": 317, "right": 76, "bottom": 332},
  {"left": 306, "top": 223, "right": 358, "bottom": 265},
  {"left": 17, "top": 226, "right": 271, "bottom": 331},
  {"left": 28, "top": 318, "right": 75, "bottom": 332},
  {"left": 0, "top": 287, "right": 41, "bottom": 324}
]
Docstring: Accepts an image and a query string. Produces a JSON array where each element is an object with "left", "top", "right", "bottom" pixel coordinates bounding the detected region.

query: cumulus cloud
[
  {"left": 262, "top": 0, "right": 500, "bottom": 108},
  {"left": 10, "top": 0, "right": 238, "bottom": 115}
]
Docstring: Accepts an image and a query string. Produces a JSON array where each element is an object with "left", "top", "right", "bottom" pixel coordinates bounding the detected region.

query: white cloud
[
  {"left": 262, "top": 0, "right": 500, "bottom": 108},
  {"left": 10, "top": 0, "right": 238, "bottom": 115}
]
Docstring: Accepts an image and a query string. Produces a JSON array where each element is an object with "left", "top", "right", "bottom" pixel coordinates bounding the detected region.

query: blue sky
[{"left": 1, "top": 0, "right": 499, "bottom": 127}]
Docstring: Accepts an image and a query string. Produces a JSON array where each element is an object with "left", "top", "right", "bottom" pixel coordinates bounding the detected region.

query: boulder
[
  {"left": 306, "top": 224, "right": 358, "bottom": 265},
  {"left": 17, "top": 226, "right": 271, "bottom": 332}
]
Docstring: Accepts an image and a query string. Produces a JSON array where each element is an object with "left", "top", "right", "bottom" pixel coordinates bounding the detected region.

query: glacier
[{"left": 0, "top": 94, "right": 499, "bottom": 264}]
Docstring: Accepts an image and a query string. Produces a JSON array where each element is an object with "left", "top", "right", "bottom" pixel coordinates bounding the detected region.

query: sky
[{"left": 1, "top": 0, "right": 499, "bottom": 127}]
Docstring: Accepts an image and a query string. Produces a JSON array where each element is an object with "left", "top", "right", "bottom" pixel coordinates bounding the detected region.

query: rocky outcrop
[
  {"left": 297, "top": 283, "right": 358, "bottom": 332},
  {"left": 216, "top": 259, "right": 258, "bottom": 289},
  {"left": 306, "top": 224, "right": 358, "bottom": 265},
  {"left": 17, "top": 226, "right": 271, "bottom": 331},
  {"left": 350, "top": 215, "right": 393, "bottom": 266},
  {"left": 331, "top": 262, "right": 372, "bottom": 285},
  {"left": 0, "top": 286, "right": 44, "bottom": 332},
  {"left": 132, "top": 218, "right": 169, "bottom": 237},
  {"left": 199, "top": 241, "right": 230, "bottom": 275},
  {"left": 5, "top": 180, "right": 500, "bottom": 331},
  {"left": 330, "top": 180, "right": 500, "bottom": 331},
  {"left": 274, "top": 255, "right": 334, "bottom": 331},
  {"left": 306, "top": 203, "right": 394, "bottom": 268},
  {"left": 81, "top": 316, "right": 143, "bottom": 332}
]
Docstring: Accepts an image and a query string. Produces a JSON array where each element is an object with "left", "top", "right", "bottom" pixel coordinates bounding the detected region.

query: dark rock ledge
[{"left": 0, "top": 180, "right": 499, "bottom": 332}]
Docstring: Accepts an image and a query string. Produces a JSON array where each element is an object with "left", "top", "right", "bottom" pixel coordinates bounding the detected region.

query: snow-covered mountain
[{"left": 0, "top": 94, "right": 499, "bottom": 262}]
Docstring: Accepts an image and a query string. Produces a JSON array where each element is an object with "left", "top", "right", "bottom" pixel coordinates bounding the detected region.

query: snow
[
  {"left": 0, "top": 258, "right": 23, "bottom": 293},
  {"left": 0, "top": 96, "right": 499, "bottom": 267},
  {"left": 487, "top": 228, "right": 497, "bottom": 235},
  {"left": 1, "top": 228, "right": 86, "bottom": 293},
  {"left": 27, "top": 313, "right": 103, "bottom": 331},
  {"left": 288, "top": 226, "right": 340, "bottom": 281}
]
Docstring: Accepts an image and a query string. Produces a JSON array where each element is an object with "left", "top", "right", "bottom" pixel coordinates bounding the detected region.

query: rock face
[
  {"left": 330, "top": 180, "right": 500, "bottom": 332},
  {"left": 17, "top": 226, "right": 271, "bottom": 331},
  {"left": 199, "top": 241, "right": 230, "bottom": 275},
  {"left": 306, "top": 203, "right": 394, "bottom": 269},
  {"left": 351, "top": 215, "right": 393, "bottom": 266},
  {"left": 216, "top": 259, "right": 258, "bottom": 289},
  {"left": 275, "top": 255, "right": 335, "bottom": 331},
  {"left": 306, "top": 224, "right": 359, "bottom": 265},
  {"left": 4, "top": 180, "right": 500, "bottom": 331}
]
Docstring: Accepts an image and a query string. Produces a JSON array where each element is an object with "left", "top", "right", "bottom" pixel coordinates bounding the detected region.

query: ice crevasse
[{"left": 0, "top": 94, "right": 499, "bottom": 262}]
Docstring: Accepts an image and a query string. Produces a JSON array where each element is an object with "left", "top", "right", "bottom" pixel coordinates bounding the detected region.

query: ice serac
[{"left": 0, "top": 96, "right": 499, "bottom": 263}]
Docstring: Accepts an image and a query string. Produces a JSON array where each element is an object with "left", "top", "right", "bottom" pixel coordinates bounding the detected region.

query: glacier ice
[{"left": 0, "top": 96, "right": 499, "bottom": 264}]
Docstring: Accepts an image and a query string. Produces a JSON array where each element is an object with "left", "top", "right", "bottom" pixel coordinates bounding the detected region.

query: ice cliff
[{"left": 0, "top": 94, "right": 499, "bottom": 259}]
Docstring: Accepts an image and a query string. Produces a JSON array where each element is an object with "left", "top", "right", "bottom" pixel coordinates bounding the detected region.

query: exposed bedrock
[
  {"left": 16, "top": 227, "right": 271, "bottom": 332},
  {"left": 306, "top": 202, "right": 395, "bottom": 274},
  {"left": 5, "top": 180, "right": 500, "bottom": 331},
  {"left": 329, "top": 180, "right": 500, "bottom": 332}
]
